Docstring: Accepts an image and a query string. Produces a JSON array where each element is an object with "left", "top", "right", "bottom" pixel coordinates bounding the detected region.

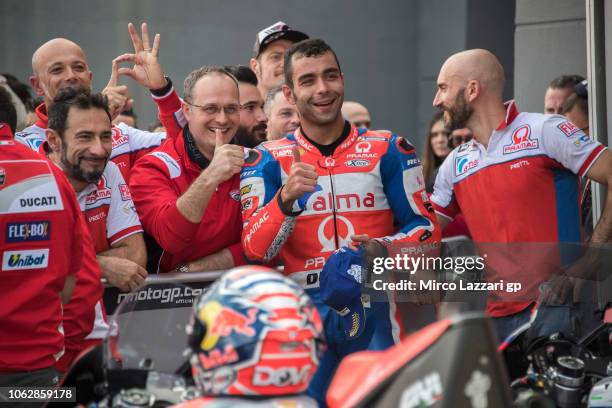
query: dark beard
[
  {"left": 60, "top": 146, "right": 106, "bottom": 184},
  {"left": 232, "top": 125, "right": 266, "bottom": 148},
  {"left": 443, "top": 89, "right": 474, "bottom": 131}
]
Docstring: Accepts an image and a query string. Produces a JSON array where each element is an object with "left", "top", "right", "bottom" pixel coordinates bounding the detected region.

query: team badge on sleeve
[{"left": 557, "top": 121, "right": 581, "bottom": 137}]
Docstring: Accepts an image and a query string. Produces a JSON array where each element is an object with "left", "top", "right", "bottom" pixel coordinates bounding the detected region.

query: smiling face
[
  {"left": 433, "top": 63, "right": 474, "bottom": 131},
  {"left": 56, "top": 107, "right": 112, "bottom": 186},
  {"left": 30, "top": 39, "right": 93, "bottom": 107},
  {"left": 284, "top": 51, "right": 344, "bottom": 128},
  {"left": 183, "top": 73, "right": 240, "bottom": 158}
]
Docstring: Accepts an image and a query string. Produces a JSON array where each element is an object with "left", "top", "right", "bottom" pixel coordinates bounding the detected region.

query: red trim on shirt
[
  {"left": 495, "top": 100, "right": 519, "bottom": 131},
  {"left": 578, "top": 145, "right": 606, "bottom": 177},
  {"left": 109, "top": 224, "right": 144, "bottom": 246}
]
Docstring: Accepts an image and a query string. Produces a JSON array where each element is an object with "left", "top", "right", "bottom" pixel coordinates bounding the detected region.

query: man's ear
[
  {"left": 45, "top": 129, "right": 61, "bottom": 153},
  {"left": 282, "top": 84, "right": 296, "bottom": 106},
  {"left": 467, "top": 80, "right": 480, "bottom": 102},
  {"left": 30, "top": 75, "right": 45, "bottom": 97},
  {"left": 250, "top": 57, "right": 260, "bottom": 79},
  {"left": 182, "top": 101, "right": 192, "bottom": 122}
]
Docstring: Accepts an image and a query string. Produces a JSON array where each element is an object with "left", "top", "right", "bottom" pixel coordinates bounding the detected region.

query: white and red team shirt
[
  {"left": 76, "top": 160, "right": 143, "bottom": 252},
  {"left": 56, "top": 160, "right": 143, "bottom": 372},
  {"left": 431, "top": 101, "right": 606, "bottom": 317},
  {"left": 14, "top": 104, "right": 167, "bottom": 181},
  {"left": 0, "top": 138, "right": 93, "bottom": 372}
]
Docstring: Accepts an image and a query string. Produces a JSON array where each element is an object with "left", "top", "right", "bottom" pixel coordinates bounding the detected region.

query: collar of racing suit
[
  {"left": 34, "top": 103, "right": 48, "bottom": 128},
  {"left": 495, "top": 100, "right": 519, "bottom": 131},
  {"left": 182, "top": 124, "right": 211, "bottom": 169},
  {"left": 297, "top": 120, "right": 353, "bottom": 157}
]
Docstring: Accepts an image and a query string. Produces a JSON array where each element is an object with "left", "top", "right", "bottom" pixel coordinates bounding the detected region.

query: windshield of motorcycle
[{"left": 103, "top": 282, "right": 206, "bottom": 374}]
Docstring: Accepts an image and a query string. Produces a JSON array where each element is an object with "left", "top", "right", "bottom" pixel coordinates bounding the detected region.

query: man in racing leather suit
[{"left": 240, "top": 39, "right": 440, "bottom": 403}]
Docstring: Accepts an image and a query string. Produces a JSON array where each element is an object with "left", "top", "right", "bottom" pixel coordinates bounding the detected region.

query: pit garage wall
[{"left": 514, "top": 0, "right": 587, "bottom": 113}]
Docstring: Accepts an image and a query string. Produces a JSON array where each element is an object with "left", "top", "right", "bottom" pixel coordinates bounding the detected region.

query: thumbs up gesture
[
  {"left": 204, "top": 129, "right": 245, "bottom": 185},
  {"left": 280, "top": 146, "right": 319, "bottom": 210}
]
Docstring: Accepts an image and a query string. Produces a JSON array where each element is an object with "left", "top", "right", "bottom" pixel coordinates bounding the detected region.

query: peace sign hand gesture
[{"left": 114, "top": 22, "right": 167, "bottom": 90}]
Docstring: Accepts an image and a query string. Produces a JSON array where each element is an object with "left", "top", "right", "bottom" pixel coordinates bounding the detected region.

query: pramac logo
[
  {"left": 503, "top": 125, "right": 538, "bottom": 154},
  {"left": 318, "top": 215, "right": 355, "bottom": 252},
  {"left": 85, "top": 175, "right": 111, "bottom": 205},
  {"left": 355, "top": 141, "right": 371, "bottom": 153}
]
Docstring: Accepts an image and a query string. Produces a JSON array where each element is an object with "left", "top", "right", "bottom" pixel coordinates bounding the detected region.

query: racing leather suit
[{"left": 240, "top": 123, "right": 440, "bottom": 401}]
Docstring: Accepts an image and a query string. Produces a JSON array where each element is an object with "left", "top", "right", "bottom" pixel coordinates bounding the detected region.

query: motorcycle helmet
[{"left": 187, "top": 265, "right": 325, "bottom": 396}]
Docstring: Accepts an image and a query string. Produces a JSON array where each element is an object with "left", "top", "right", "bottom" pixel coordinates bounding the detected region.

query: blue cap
[{"left": 320, "top": 247, "right": 367, "bottom": 339}]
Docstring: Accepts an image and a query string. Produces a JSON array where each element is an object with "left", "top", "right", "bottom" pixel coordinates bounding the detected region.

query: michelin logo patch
[
  {"left": 6, "top": 221, "right": 50, "bottom": 242},
  {"left": 2, "top": 249, "right": 49, "bottom": 271}
]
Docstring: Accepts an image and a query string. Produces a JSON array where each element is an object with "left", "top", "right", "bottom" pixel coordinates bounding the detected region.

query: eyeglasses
[
  {"left": 450, "top": 134, "right": 473, "bottom": 145},
  {"left": 184, "top": 100, "right": 240, "bottom": 115}
]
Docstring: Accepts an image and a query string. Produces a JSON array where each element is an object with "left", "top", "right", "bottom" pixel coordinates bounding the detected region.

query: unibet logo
[{"left": 2, "top": 249, "right": 49, "bottom": 270}]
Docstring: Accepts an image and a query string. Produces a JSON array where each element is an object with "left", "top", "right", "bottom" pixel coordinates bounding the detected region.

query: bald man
[
  {"left": 342, "top": 100, "right": 371, "bottom": 128},
  {"left": 431, "top": 49, "right": 612, "bottom": 341},
  {"left": 15, "top": 36, "right": 166, "bottom": 181}
]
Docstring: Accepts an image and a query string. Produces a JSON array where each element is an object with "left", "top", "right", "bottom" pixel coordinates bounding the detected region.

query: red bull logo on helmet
[{"left": 199, "top": 301, "right": 258, "bottom": 350}]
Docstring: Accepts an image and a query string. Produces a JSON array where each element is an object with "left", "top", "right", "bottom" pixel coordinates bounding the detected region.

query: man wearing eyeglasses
[{"left": 128, "top": 66, "right": 247, "bottom": 273}]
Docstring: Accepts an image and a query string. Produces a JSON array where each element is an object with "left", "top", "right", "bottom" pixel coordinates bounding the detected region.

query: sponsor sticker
[
  {"left": 2, "top": 249, "right": 49, "bottom": 271},
  {"left": 557, "top": 121, "right": 580, "bottom": 137},
  {"left": 229, "top": 189, "right": 240, "bottom": 202},
  {"left": 345, "top": 159, "right": 370, "bottom": 167},
  {"left": 118, "top": 183, "right": 132, "bottom": 201},
  {"left": 6, "top": 221, "right": 50, "bottom": 242},
  {"left": 455, "top": 157, "right": 478, "bottom": 176},
  {"left": 241, "top": 197, "right": 254, "bottom": 211},
  {"left": 240, "top": 185, "right": 252, "bottom": 195}
]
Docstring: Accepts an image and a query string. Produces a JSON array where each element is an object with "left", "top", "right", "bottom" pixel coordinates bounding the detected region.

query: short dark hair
[
  {"left": 0, "top": 87, "right": 17, "bottom": 133},
  {"left": 548, "top": 74, "right": 584, "bottom": 90},
  {"left": 48, "top": 87, "right": 111, "bottom": 139},
  {"left": 224, "top": 65, "right": 258, "bottom": 86},
  {"left": 284, "top": 39, "right": 341, "bottom": 89},
  {"left": 561, "top": 92, "right": 588, "bottom": 117}
]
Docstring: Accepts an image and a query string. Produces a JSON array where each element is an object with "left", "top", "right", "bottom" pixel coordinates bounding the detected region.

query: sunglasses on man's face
[{"left": 450, "top": 134, "right": 473, "bottom": 145}]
